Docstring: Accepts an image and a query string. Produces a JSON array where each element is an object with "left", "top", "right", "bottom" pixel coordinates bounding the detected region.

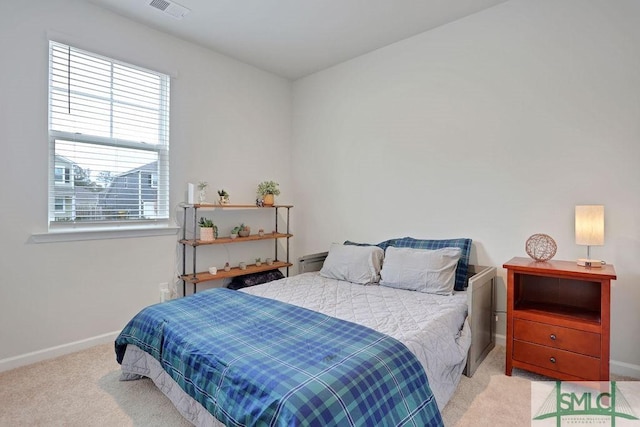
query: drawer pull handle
[
  {"left": 550, "top": 357, "right": 556, "bottom": 364},
  {"left": 550, "top": 334, "right": 557, "bottom": 341}
]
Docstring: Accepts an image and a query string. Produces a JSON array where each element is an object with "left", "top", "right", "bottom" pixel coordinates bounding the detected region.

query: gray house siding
[{"left": 100, "top": 162, "right": 158, "bottom": 220}]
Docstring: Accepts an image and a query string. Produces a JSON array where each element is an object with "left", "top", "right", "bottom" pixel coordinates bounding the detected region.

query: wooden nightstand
[{"left": 503, "top": 257, "right": 616, "bottom": 381}]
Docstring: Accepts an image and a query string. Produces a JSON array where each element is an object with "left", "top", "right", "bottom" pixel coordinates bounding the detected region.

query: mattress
[{"left": 242, "top": 272, "right": 471, "bottom": 410}]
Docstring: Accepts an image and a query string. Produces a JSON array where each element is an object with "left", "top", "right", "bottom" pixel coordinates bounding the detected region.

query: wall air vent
[{"left": 148, "top": 0, "right": 190, "bottom": 20}]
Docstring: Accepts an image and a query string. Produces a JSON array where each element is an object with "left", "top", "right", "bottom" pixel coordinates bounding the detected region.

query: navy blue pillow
[{"left": 344, "top": 239, "right": 397, "bottom": 251}]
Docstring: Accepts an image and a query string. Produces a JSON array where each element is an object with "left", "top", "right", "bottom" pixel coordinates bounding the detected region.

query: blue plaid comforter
[{"left": 115, "top": 288, "right": 443, "bottom": 427}]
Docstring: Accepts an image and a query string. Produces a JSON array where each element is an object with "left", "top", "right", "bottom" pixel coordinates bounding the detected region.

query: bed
[{"left": 115, "top": 238, "right": 496, "bottom": 426}]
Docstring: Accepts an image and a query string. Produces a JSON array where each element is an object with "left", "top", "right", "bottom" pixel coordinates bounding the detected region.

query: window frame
[{"left": 47, "top": 41, "right": 171, "bottom": 233}]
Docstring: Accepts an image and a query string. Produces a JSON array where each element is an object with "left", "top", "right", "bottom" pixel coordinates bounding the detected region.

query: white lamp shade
[{"left": 575, "top": 205, "right": 604, "bottom": 246}]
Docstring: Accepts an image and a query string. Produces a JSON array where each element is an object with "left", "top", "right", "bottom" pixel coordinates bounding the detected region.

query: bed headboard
[{"left": 298, "top": 252, "right": 328, "bottom": 273}]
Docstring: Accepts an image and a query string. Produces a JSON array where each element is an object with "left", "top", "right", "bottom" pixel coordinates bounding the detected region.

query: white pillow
[
  {"left": 380, "top": 246, "right": 462, "bottom": 295},
  {"left": 319, "top": 243, "right": 384, "bottom": 285}
]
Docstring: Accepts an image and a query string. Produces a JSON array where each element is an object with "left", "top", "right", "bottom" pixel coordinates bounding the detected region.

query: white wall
[
  {"left": 292, "top": 0, "right": 640, "bottom": 374},
  {"left": 0, "top": 0, "right": 292, "bottom": 367},
  {"left": 2, "top": 0, "right": 639, "bottom": 377}
]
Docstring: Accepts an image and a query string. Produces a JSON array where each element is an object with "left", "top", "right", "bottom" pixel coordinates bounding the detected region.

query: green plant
[
  {"left": 231, "top": 224, "right": 242, "bottom": 235},
  {"left": 197, "top": 181, "right": 208, "bottom": 191},
  {"left": 255, "top": 257, "right": 261, "bottom": 263},
  {"left": 257, "top": 180, "right": 280, "bottom": 196},
  {"left": 217, "top": 189, "right": 229, "bottom": 197},
  {"left": 198, "top": 217, "right": 214, "bottom": 228},
  {"left": 198, "top": 217, "right": 218, "bottom": 238}
]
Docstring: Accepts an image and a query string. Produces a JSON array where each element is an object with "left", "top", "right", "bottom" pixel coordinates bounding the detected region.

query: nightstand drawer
[
  {"left": 513, "top": 340, "right": 600, "bottom": 379},
  {"left": 513, "top": 318, "right": 601, "bottom": 357}
]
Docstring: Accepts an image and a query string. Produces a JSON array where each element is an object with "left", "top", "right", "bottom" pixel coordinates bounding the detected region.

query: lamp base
[{"left": 577, "top": 258, "right": 603, "bottom": 268}]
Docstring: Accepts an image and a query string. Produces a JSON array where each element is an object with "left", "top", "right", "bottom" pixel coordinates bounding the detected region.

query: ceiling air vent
[{"left": 148, "top": 0, "right": 190, "bottom": 19}]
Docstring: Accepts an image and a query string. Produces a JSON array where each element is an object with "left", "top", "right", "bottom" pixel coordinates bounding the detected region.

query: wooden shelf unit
[
  {"left": 504, "top": 257, "right": 616, "bottom": 381},
  {"left": 180, "top": 204, "right": 293, "bottom": 295},
  {"left": 180, "top": 232, "right": 292, "bottom": 246},
  {"left": 182, "top": 261, "right": 293, "bottom": 284}
]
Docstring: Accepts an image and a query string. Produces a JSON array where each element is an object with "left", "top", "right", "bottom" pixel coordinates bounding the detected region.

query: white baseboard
[
  {"left": 611, "top": 359, "right": 640, "bottom": 379},
  {"left": 495, "top": 333, "right": 506, "bottom": 347},
  {"left": 0, "top": 331, "right": 120, "bottom": 373}
]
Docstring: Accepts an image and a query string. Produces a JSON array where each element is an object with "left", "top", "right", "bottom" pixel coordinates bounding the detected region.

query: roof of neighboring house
[
  {"left": 54, "top": 154, "right": 75, "bottom": 166},
  {"left": 115, "top": 161, "right": 158, "bottom": 178},
  {"left": 100, "top": 161, "right": 159, "bottom": 200}
]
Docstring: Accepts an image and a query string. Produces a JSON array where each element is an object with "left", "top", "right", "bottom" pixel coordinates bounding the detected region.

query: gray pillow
[
  {"left": 380, "top": 246, "right": 462, "bottom": 295},
  {"left": 320, "top": 243, "right": 384, "bottom": 285}
]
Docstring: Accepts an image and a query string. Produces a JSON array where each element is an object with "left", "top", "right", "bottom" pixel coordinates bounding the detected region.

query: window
[
  {"left": 54, "top": 165, "right": 71, "bottom": 184},
  {"left": 48, "top": 41, "right": 170, "bottom": 228},
  {"left": 54, "top": 197, "right": 67, "bottom": 212}
]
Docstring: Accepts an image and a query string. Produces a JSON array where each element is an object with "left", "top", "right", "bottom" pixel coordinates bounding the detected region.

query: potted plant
[
  {"left": 238, "top": 224, "right": 251, "bottom": 237},
  {"left": 255, "top": 257, "right": 262, "bottom": 267},
  {"left": 230, "top": 225, "right": 242, "bottom": 239},
  {"left": 258, "top": 228, "right": 264, "bottom": 237},
  {"left": 197, "top": 181, "right": 208, "bottom": 203},
  {"left": 239, "top": 261, "right": 247, "bottom": 270},
  {"left": 198, "top": 217, "right": 217, "bottom": 242},
  {"left": 224, "top": 262, "right": 231, "bottom": 272},
  {"left": 265, "top": 257, "right": 274, "bottom": 266},
  {"left": 217, "top": 189, "right": 230, "bottom": 205},
  {"left": 256, "top": 181, "right": 280, "bottom": 206}
]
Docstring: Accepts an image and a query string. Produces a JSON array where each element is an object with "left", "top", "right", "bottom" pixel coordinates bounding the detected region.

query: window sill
[{"left": 30, "top": 225, "right": 179, "bottom": 243}]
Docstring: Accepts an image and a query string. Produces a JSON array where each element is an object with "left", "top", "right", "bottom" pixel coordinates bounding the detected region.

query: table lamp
[{"left": 575, "top": 205, "right": 604, "bottom": 267}]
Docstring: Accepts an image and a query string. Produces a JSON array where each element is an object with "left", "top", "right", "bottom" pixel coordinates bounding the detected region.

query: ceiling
[{"left": 86, "top": 0, "right": 508, "bottom": 80}]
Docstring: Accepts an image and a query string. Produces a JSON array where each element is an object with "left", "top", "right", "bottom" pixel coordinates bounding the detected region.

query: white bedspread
[{"left": 241, "top": 272, "right": 471, "bottom": 410}]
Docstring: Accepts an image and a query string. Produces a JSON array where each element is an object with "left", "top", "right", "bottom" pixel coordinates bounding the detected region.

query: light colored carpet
[
  {"left": 0, "top": 343, "right": 567, "bottom": 426},
  {"left": 0, "top": 344, "right": 190, "bottom": 426},
  {"left": 442, "top": 346, "right": 548, "bottom": 426}
]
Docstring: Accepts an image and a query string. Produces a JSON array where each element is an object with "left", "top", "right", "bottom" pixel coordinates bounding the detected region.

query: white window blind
[{"left": 48, "top": 41, "right": 170, "bottom": 228}]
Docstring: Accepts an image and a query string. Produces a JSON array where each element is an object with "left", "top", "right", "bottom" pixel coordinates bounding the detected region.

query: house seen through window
[{"left": 48, "top": 41, "right": 170, "bottom": 227}]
